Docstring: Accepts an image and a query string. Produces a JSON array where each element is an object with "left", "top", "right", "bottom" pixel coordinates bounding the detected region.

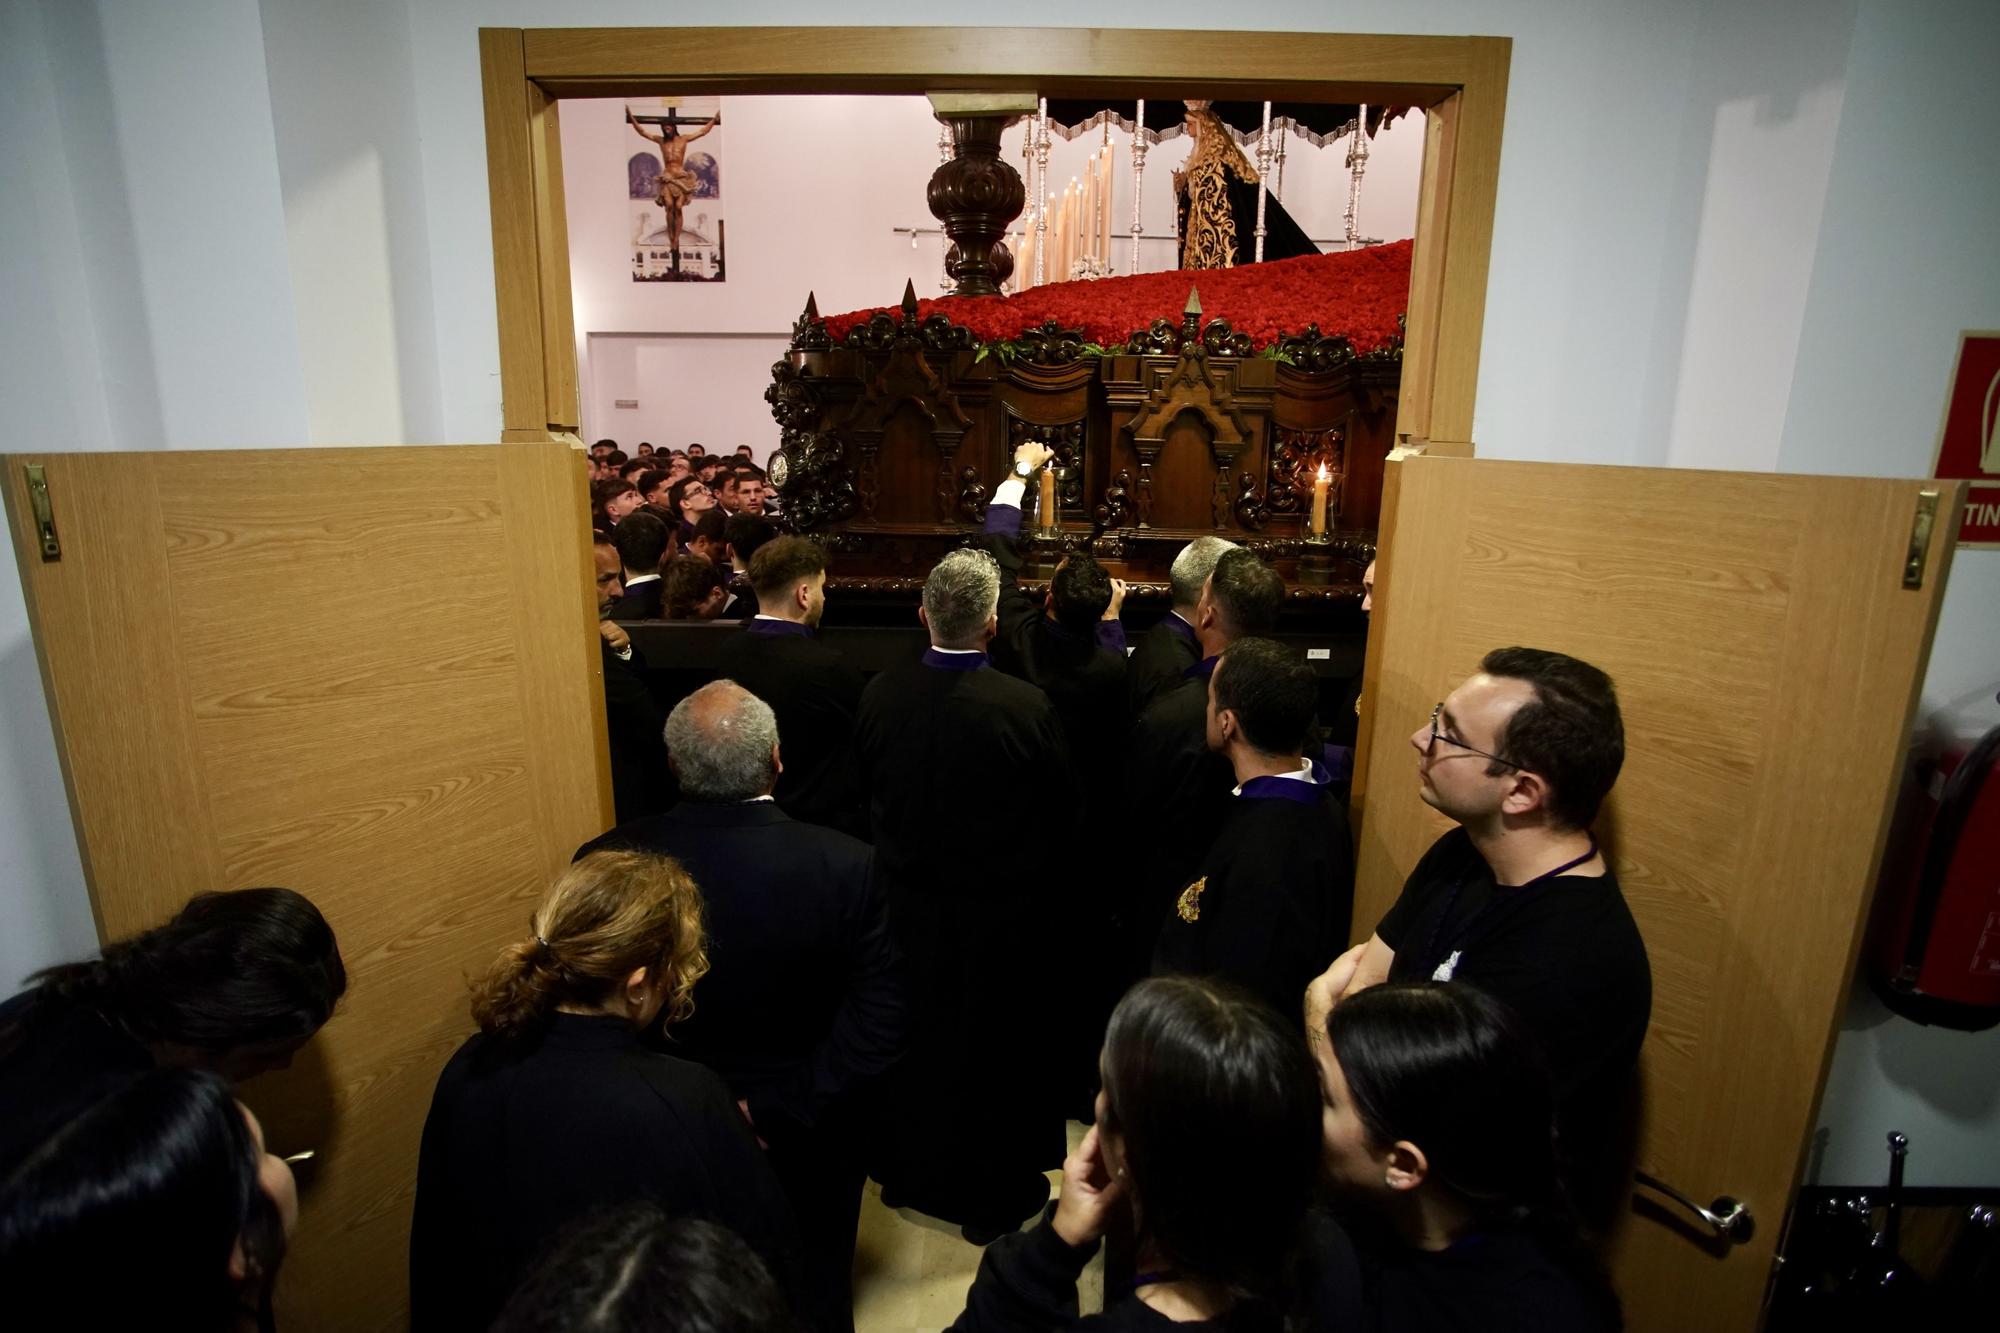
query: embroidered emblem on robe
[{"left": 1176, "top": 876, "right": 1208, "bottom": 922}]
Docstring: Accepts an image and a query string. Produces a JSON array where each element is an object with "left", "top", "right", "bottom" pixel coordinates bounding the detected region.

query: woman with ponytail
[
  {"left": 410, "top": 850, "right": 797, "bottom": 1333},
  {"left": 0, "top": 887, "right": 345, "bottom": 1173},
  {"left": 1316, "top": 980, "right": 1620, "bottom": 1332}
]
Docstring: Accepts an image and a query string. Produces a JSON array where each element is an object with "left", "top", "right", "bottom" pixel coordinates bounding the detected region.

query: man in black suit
[
  {"left": 855, "top": 547, "right": 1077, "bottom": 1243},
  {"left": 577, "top": 681, "right": 905, "bottom": 1333},
  {"left": 1120, "top": 547, "right": 1285, "bottom": 980},
  {"left": 1152, "top": 637, "right": 1354, "bottom": 1026},
  {"left": 1128, "top": 535, "right": 1236, "bottom": 713},
  {"left": 606, "top": 510, "right": 670, "bottom": 620},
  {"left": 594, "top": 535, "right": 674, "bottom": 821},
  {"left": 714, "top": 536, "right": 866, "bottom": 835}
]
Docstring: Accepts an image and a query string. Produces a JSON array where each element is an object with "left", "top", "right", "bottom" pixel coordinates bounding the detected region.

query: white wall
[
  {"left": 557, "top": 91, "right": 1420, "bottom": 451},
  {"left": 2, "top": 0, "right": 1996, "bottom": 1180}
]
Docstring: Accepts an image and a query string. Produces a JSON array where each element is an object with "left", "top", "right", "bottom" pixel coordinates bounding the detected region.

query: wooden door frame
[{"left": 477, "top": 26, "right": 1510, "bottom": 453}]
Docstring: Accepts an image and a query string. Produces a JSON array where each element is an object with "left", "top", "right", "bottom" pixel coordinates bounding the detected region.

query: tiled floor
[{"left": 852, "top": 1121, "right": 1103, "bottom": 1333}]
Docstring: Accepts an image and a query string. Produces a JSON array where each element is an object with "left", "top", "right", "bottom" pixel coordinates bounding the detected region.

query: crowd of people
[{"left": 0, "top": 438, "right": 1652, "bottom": 1332}]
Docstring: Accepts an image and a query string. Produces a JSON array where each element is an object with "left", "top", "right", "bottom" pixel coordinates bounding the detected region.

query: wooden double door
[{"left": 6, "top": 443, "right": 1961, "bottom": 1330}]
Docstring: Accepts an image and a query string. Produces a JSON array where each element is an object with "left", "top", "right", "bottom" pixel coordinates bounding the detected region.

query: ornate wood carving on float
[{"left": 766, "top": 242, "right": 1411, "bottom": 611}]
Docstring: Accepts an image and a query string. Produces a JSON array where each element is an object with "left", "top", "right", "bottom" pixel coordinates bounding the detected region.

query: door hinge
[
  {"left": 1902, "top": 489, "right": 1938, "bottom": 589},
  {"left": 24, "top": 464, "right": 60, "bottom": 561}
]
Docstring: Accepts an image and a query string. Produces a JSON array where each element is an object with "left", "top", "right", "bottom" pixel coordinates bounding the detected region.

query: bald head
[{"left": 663, "top": 681, "right": 781, "bottom": 801}]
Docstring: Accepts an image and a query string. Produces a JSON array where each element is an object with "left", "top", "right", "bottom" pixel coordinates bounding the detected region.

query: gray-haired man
[
  {"left": 854, "top": 548, "right": 1079, "bottom": 1244},
  {"left": 1127, "top": 535, "right": 1237, "bottom": 713},
  {"left": 577, "top": 681, "right": 905, "bottom": 1333}
]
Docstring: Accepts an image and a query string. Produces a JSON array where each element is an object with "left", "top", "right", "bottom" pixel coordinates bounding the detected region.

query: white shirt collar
[
  {"left": 928, "top": 646, "right": 985, "bottom": 655},
  {"left": 623, "top": 572, "right": 661, "bottom": 586},
  {"left": 1230, "top": 760, "right": 1315, "bottom": 797}
]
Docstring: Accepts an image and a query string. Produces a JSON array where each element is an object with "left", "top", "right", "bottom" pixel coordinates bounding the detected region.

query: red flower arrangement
[{"left": 822, "top": 239, "right": 1412, "bottom": 353}]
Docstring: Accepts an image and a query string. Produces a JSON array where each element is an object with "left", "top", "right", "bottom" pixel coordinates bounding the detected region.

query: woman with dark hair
[
  {"left": 491, "top": 1203, "right": 795, "bottom": 1333},
  {"left": 1317, "top": 980, "right": 1620, "bottom": 1332},
  {"left": 410, "top": 850, "right": 797, "bottom": 1333},
  {"left": 0, "top": 1066, "right": 298, "bottom": 1332},
  {"left": 950, "top": 975, "right": 1347, "bottom": 1331},
  {"left": 0, "top": 887, "right": 346, "bottom": 1171}
]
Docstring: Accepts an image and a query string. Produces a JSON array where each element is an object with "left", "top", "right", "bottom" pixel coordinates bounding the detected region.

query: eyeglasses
[{"left": 1427, "top": 703, "right": 1522, "bottom": 769}]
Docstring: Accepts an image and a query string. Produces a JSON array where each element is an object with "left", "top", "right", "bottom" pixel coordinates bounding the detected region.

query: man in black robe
[
  {"left": 1120, "top": 548, "right": 1285, "bottom": 981},
  {"left": 978, "top": 440, "right": 1130, "bottom": 772},
  {"left": 595, "top": 535, "right": 675, "bottom": 821},
  {"left": 576, "top": 681, "right": 906, "bottom": 1333},
  {"left": 977, "top": 442, "right": 1131, "bottom": 1109},
  {"left": 714, "top": 536, "right": 867, "bottom": 836},
  {"left": 855, "top": 546, "right": 1076, "bottom": 1243},
  {"left": 1152, "top": 637, "right": 1353, "bottom": 1026},
  {"left": 1127, "top": 535, "right": 1236, "bottom": 714}
]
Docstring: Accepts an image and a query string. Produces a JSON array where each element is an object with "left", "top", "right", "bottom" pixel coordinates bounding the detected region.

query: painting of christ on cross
[{"left": 626, "top": 97, "right": 726, "bottom": 282}]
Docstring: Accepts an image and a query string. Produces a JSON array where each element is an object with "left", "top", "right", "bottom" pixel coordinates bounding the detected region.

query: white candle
[{"left": 1104, "top": 148, "right": 1120, "bottom": 260}]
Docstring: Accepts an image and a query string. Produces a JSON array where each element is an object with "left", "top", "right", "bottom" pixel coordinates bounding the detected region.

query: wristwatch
[{"left": 1012, "top": 457, "right": 1038, "bottom": 480}]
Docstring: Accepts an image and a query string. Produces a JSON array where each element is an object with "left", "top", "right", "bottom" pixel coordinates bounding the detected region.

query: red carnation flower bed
[{"left": 823, "top": 239, "right": 1411, "bottom": 353}]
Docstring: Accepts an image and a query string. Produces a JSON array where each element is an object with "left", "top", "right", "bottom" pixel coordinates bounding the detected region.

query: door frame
[{"left": 477, "top": 26, "right": 1511, "bottom": 454}]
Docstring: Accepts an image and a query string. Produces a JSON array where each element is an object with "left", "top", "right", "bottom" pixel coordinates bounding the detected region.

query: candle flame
[{"left": 1316, "top": 463, "right": 1330, "bottom": 482}]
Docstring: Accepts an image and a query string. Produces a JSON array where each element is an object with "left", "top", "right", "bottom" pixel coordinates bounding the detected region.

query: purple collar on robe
[
  {"left": 746, "top": 617, "right": 813, "bottom": 638},
  {"left": 1237, "top": 758, "right": 1333, "bottom": 803},
  {"left": 1184, "top": 654, "right": 1220, "bottom": 681},
  {"left": 923, "top": 647, "right": 988, "bottom": 671},
  {"left": 1164, "top": 612, "right": 1199, "bottom": 649}
]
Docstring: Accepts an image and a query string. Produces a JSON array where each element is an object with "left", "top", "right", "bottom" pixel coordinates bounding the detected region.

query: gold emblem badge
[{"left": 1176, "top": 876, "right": 1208, "bottom": 922}]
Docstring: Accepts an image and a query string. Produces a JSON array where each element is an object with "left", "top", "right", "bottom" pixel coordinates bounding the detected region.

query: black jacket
[
  {"left": 602, "top": 641, "right": 675, "bottom": 822},
  {"left": 410, "top": 1013, "right": 798, "bottom": 1333},
  {"left": 575, "top": 801, "right": 906, "bottom": 1139},
  {"left": 1122, "top": 670, "right": 1235, "bottom": 949},
  {"left": 978, "top": 504, "right": 1129, "bottom": 769},
  {"left": 608, "top": 575, "right": 664, "bottom": 621},
  {"left": 713, "top": 622, "right": 867, "bottom": 835},
  {"left": 1151, "top": 770, "right": 1356, "bottom": 1026},
  {"left": 1127, "top": 612, "right": 1201, "bottom": 715}
]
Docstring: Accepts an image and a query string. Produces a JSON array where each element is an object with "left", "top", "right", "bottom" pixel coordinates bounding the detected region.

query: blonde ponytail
[{"left": 467, "top": 851, "right": 708, "bottom": 1040}]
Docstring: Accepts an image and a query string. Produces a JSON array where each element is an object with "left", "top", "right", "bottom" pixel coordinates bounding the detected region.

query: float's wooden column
[{"left": 927, "top": 93, "right": 1035, "bottom": 297}]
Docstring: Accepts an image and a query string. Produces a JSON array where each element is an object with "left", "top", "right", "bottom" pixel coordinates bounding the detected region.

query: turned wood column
[{"left": 927, "top": 94, "right": 1033, "bottom": 297}]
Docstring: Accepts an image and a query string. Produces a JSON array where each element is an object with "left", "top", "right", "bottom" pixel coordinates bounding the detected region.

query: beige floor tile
[{"left": 853, "top": 1122, "right": 1102, "bottom": 1333}]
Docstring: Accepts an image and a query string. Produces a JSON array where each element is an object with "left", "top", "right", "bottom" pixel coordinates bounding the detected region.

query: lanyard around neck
[{"left": 1419, "top": 834, "right": 1598, "bottom": 978}]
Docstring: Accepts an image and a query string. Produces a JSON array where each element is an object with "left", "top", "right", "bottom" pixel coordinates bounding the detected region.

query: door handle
[{"left": 1635, "top": 1170, "right": 1755, "bottom": 1243}]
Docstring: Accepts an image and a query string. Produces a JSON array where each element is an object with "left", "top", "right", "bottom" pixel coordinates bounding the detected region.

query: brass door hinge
[
  {"left": 24, "top": 464, "right": 60, "bottom": 561},
  {"left": 1902, "top": 489, "right": 1938, "bottom": 589}
]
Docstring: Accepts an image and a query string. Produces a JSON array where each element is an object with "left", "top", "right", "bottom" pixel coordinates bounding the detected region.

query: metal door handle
[{"left": 1635, "top": 1170, "right": 1755, "bottom": 1243}]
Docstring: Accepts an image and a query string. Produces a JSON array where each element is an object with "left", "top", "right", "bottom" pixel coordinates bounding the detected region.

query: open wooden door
[
  {"left": 3, "top": 444, "right": 612, "bottom": 1331},
  {"left": 1351, "top": 456, "right": 1963, "bottom": 1331}
]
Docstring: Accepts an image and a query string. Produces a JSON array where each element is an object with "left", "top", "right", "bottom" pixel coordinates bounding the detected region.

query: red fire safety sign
[{"left": 1933, "top": 331, "right": 2000, "bottom": 547}]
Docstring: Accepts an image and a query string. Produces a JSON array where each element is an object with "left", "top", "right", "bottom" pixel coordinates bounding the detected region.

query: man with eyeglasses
[{"left": 1306, "top": 646, "right": 1651, "bottom": 1212}]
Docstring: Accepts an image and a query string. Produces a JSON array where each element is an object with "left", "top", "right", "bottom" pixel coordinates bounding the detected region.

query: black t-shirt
[
  {"left": 1375, "top": 829, "right": 1651, "bottom": 1169},
  {"left": 1350, "top": 1217, "right": 1613, "bottom": 1333},
  {"left": 0, "top": 988, "right": 152, "bottom": 1174}
]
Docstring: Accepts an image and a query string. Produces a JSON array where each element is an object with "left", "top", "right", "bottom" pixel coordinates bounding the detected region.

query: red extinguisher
[{"left": 1868, "top": 710, "right": 2000, "bottom": 1031}]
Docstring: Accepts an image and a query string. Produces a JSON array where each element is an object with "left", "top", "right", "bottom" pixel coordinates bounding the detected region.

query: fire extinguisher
[{"left": 1868, "top": 715, "right": 2000, "bottom": 1031}]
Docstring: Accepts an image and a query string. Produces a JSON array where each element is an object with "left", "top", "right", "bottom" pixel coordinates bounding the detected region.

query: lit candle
[
  {"left": 1039, "top": 462, "right": 1058, "bottom": 529},
  {"left": 1311, "top": 463, "right": 1330, "bottom": 537}
]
